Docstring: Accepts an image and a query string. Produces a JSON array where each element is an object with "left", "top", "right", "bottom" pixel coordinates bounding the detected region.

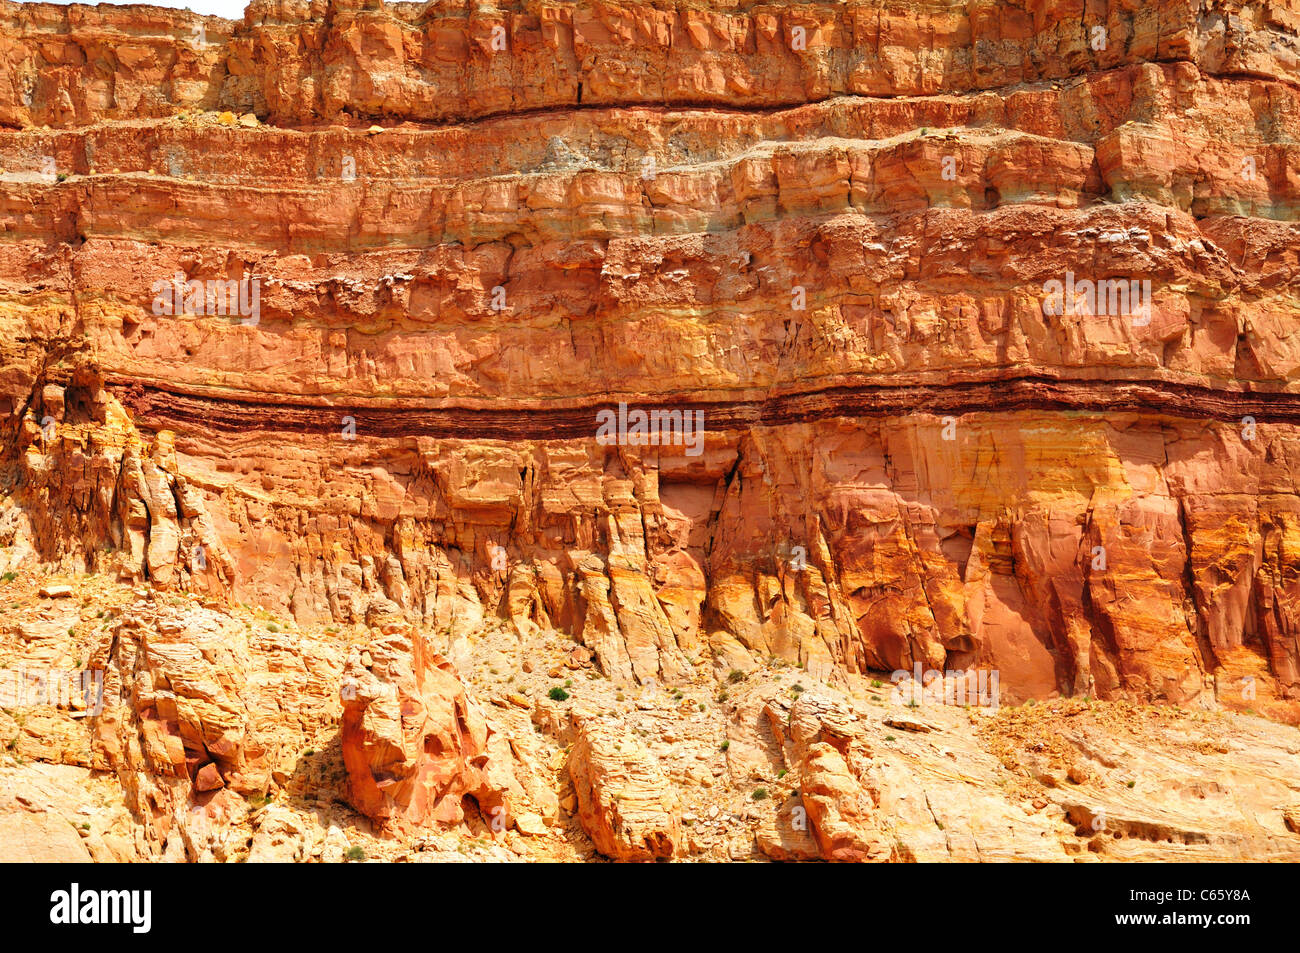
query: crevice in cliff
[
  {"left": 1176, "top": 495, "right": 1219, "bottom": 680},
  {"left": 1078, "top": 499, "right": 1122, "bottom": 696}
]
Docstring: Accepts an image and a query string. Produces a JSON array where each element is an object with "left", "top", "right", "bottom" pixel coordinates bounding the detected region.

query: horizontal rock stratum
[{"left": 1, "top": 0, "right": 1299, "bottom": 863}]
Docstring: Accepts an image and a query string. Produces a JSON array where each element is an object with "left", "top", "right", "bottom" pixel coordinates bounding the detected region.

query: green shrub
[{"left": 547, "top": 687, "right": 570, "bottom": 702}]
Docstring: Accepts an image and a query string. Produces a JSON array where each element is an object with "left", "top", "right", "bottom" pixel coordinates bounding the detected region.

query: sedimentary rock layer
[
  {"left": 3, "top": 0, "right": 1299, "bottom": 127},
  {"left": 101, "top": 378, "right": 1300, "bottom": 437},
  {"left": 11, "top": 382, "right": 1300, "bottom": 722}
]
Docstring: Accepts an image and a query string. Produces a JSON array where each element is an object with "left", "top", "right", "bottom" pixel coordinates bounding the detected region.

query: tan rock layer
[{"left": 8, "top": 385, "right": 1300, "bottom": 721}]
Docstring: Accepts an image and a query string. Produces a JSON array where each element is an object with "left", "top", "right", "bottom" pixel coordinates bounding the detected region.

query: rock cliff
[{"left": 1, "top": 0, "right": 1299, "bottom": 862}]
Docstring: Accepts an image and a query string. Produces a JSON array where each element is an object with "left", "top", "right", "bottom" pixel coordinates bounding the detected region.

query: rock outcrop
[
  {"left": 761, "top": 691, "right": 890, "bottom": 862},
  {"left": 568, "top": 713, "right": 681, "bottom": 861},
  {"left": 339, "top": 621, "right": 542, "bottom": 836}
]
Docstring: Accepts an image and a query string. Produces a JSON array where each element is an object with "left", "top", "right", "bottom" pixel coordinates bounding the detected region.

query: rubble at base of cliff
[{"left": 1, "top": 575, "right": 1297, "bottom": 863}]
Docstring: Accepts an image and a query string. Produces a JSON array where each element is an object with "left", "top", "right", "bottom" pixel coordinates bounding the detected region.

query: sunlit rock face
[{"left": 1, "top": 0, "right": 1299, "bottom": 864}]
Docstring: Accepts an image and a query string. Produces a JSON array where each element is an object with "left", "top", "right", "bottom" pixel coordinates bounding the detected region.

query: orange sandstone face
[{"left": 0, "top": 0, "right": 1299, "bottom": 869}]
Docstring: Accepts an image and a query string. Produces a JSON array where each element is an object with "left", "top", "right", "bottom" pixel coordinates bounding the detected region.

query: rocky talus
[{"left": 1, "top": 0, "right": 1299, "bottom": 861}]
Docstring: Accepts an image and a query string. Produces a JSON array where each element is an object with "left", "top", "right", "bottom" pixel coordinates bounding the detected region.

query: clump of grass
[
  {"left": 752, "top": 788, "right": 769, "bottom": 801},
  {"left": 1, "top": 572, "right": 16, "bottom": 583},
  {"left": 344, "top": 846, "right": 366, "bottom": 862},
  {"left": 727, "top": 669, "right": 746, "bottom": 684},
  {"left": 547, "top": 686, "right": 570, "bottom": 702}
]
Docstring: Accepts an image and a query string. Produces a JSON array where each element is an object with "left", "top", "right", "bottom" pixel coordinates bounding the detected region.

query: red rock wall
[{"left": 2, "top": 0, "right": 1299, "bottom": 722}]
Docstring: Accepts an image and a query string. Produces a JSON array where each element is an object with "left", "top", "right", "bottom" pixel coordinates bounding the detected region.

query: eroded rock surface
[
  {"left": 1, "top": 0, "right": 1299, "bottom": 862},
  {"left": 339, "top": 620, "right": 549, "bottom": 835},
  {"left": 568, "top": 712, "right": 682, "bottom": 860}
]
